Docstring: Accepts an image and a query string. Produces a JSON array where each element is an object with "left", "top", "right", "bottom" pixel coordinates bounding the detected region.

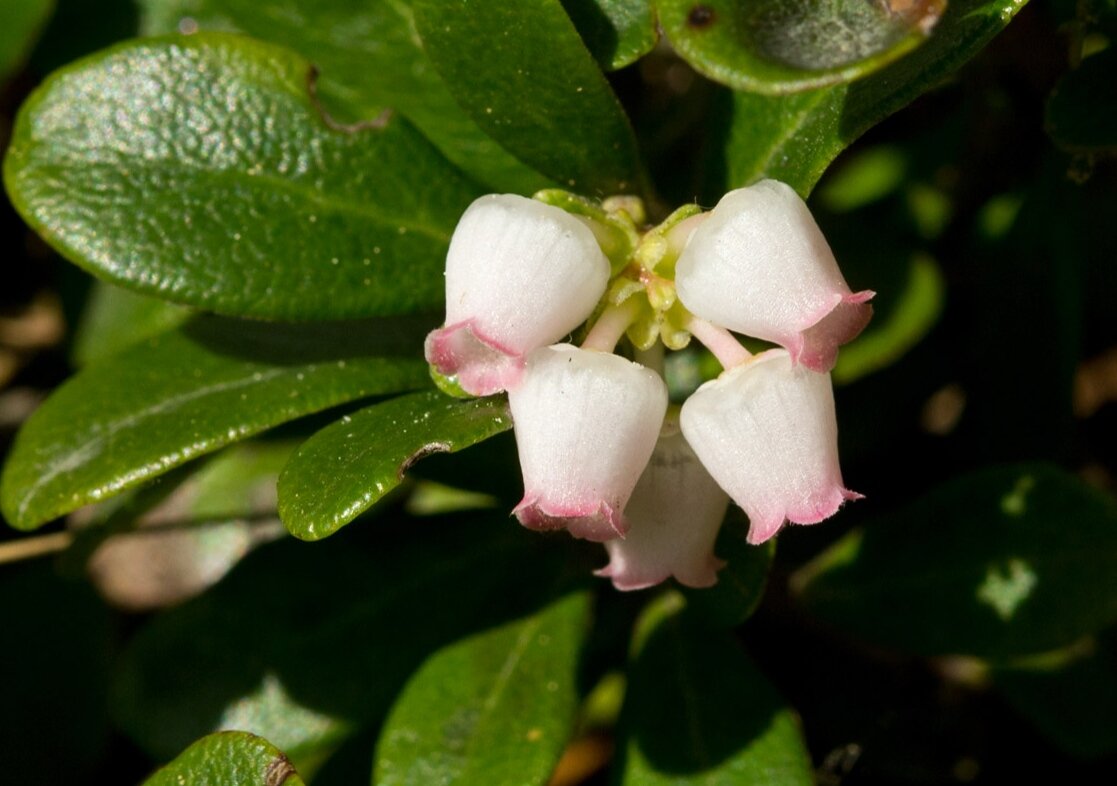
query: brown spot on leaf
[
  {"left": 687, "top": 5, "right": 716, "bottom": 29},
  {"left": 398, "top": 442, "right": 451, "bottom": 480},
  {"left": 265, "top": 755, "right": 296, "bottom": 786}
]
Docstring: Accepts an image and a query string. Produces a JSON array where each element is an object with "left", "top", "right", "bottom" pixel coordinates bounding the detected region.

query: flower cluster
[{"left": 424, "top": 181, "right": 872, "bottom": 590}]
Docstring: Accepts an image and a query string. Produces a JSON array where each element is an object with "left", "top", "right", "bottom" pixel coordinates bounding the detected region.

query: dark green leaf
[
  {"left": 72, "top": 282, "right": 192, "bottom": 366},
  {"left": 142, "top": 732, "right": 306, "bottom": 786},
  {"left": 375, "top": 592, "right": 591, "bottom": 786},
  {"left": 658, "top": 0, "right": 939, "bottom": 94},
  {"left": 995, "top": 638, "right": 1117, "bottom": 759},
  {"left": 411, "top": 0, "right": 647, "bottom": 196},
  {"left": 278, "top": 390, "right": 511, "bottom": 541},
  {"left": 113, "top": 514, "right": 578, "bottom": 769},
  {"left": 0, "top": 315, "right": 428, "bottom": 529},
  {"left": 617, "top": 593, "right": 814, "bottom": 785},
  {"left": 0, "top": 565, "right": 111, "bottom": 784},
  {"left": 0, "top": 0, "right": 54, "bottom": 83},
  {"left": 796, "top": 464, "right": 1117, "bottom": 659},
  {"left": 562, "top": 0, "right": 658, "bottom": 70},
  {"left": 682, "top": 515, "right": 774, "bottom": 628},
  {"left": 1046, "top": 49, "right": 1117, "bottom": 153},
  {"left": 719, "top": 0, "right": 1029, "bottom": 195},
  {"left": 4, "top": 34, "right": 481, "bottom": 319},
  {"left": 137, "top": 0, "right": 549, "bottom": 192}
]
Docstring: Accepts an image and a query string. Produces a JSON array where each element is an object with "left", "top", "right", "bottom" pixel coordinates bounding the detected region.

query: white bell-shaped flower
[
  {"left": 508, "top": 344, "right": 668, "bottom": 542},
  {"left": 680, "top": 349, "right": 859, "bottom": 544},
  {"left": 597, "top": 415, "right": 730, "bottom": 590},
  {"left": 424, "top": 194, "right": 610, "bottom": 395},
  {"left": 675, "top": 179, "right": 873, "bottom": 373}
]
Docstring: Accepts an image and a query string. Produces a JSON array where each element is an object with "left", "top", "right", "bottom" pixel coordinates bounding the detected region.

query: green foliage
[
  {"left": 4, "top": 34, "right": 481, "bottom": 319},
  {"left": 0, "top": 0, "right": 54, "bottom": 83},
  {"left": 7, "top": 0, "right": 1115, "bottom": 781},
  {"left": 0, "top": 316, "right": 428, "bottom": 529},
  {"left": 375, "top": 592, "right": 591, "bottom": 786},
  {"left": 278, "top": 390, "right": 511, "bottom": 540},
  {"left": 658, "top": 0, "right": 936, "bottom": 94},
  {"left": 562, "top": 0, "right": 658, "bottom": 70},
  {"left": 1046, "top": 48, "right": 1117, "bottom": 153},
  {"left": 112, "top": 514, "right": 577, "bottom": 771},
  {"left": 142, "top": 732, "right": 306, "bottom": 786},
  {"left": 719, "top": 0, "right": 1029, "bottom": 195},
  {"left": 797, "top": 465, "right": 1117, "bottom": 659},
  {"left": 410, "top": 0, "right": 647, "bottom": 196},
  {"left": 616, "top": 593, "right": 814, "bottom": 785},
  {"left": 137, "top": 0, "right": 548, "bottom": 193}
]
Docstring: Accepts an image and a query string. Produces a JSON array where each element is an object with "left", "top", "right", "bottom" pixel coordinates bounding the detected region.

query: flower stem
[
  {"left": 582, "top": 299, "right": 640, "bottom": 353},
  {"left": 688, "top": 316, "right": 752, "bottom": 370}
]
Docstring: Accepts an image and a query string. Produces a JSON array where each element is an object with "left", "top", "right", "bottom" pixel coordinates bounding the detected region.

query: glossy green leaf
[
  {"left": 617, "top": 593, "right": 814, "bottom": 785},
  {"left": 279, "top": 390, "right": 510, "bottom": 541},
  {"left": 137, "top": 0, "right": 549, "bottom": 193},
  {"left": 659, "top": 0, "right": 940, "bottom": 94},
  {"left": 1046, "top": 49, "right": 1117, "bottom": 153},
  {"left": 995, "top": 637, "right": 1117, "bottom": 759},
  {"left": 720, "top": 0, "right": 1029, "bottom": 195},
  {"left": 562, "top": 0, "right": 658, "bottom": 70},
  {"left": 0, "top": 315, "right": 428, "bottom": 530},
  {"left": 4, "top": 34, "right": 481, "bottom": 319},
  {"left": 113, "top": 514, "right": 577, "bottom": 769},
  {"left": 682, "top": 515, "right": 775, "bottom": 628},
  {"left": 796, "top": 464, "right": 1117, "bottom": 659},
  {"left": 411, "top": 0, "right": 647, "bottom": 196},
  {"left": 0, "top": 0, "right": 54, "bottom": 83},
  {"left": 143, "top": 732, "right": 306, "bottom": 786},
  {"left": 375, "top": 592, "right": 591, "bottom": 786},
  {"left": 0, "top": 565, "right": 111, "bottom": 784},
  {"left": 72, "top": 282, "right": 192, "bottom": 366}
]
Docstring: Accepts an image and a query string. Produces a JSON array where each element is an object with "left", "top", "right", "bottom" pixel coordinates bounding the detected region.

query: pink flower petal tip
[
  {"left": 424, "top": 320, "right": 525, "bottom": 396},
  {"left": 792, "top": 290, "right": 875, "bottom": 373},
  {"left": 514, "top": 496, "right": 627, "bottom": 542}
]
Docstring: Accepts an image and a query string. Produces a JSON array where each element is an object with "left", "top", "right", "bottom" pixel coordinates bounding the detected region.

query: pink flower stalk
[
  {"left": 680, "top": 349, "right": 860, "bottom": 545},
  {"left": 424, "top": 194, "right": 610, "bottom": 395},
  {"left": 508, "top": 344, "right": 668, "bottom": 542},
  {"left": 675, "top": 179, "right": 873, "bottom": 372},
  {"left": 597, "top": 416, "right": 730, "bottom": 590}
]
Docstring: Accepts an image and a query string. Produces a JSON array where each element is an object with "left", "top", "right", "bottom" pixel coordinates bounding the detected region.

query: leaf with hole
[
  {"left": 278, "top": 390, "right": 512, "bottom": 540},
  {"left": 659, "top": 0, "right": 942, "bottom": 95},
  {"left": 717, "top": 0, "right": 1029, "bottom": 195},
  {"left": 142, "top": 732, "right": 306, "bottom": 786}
]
